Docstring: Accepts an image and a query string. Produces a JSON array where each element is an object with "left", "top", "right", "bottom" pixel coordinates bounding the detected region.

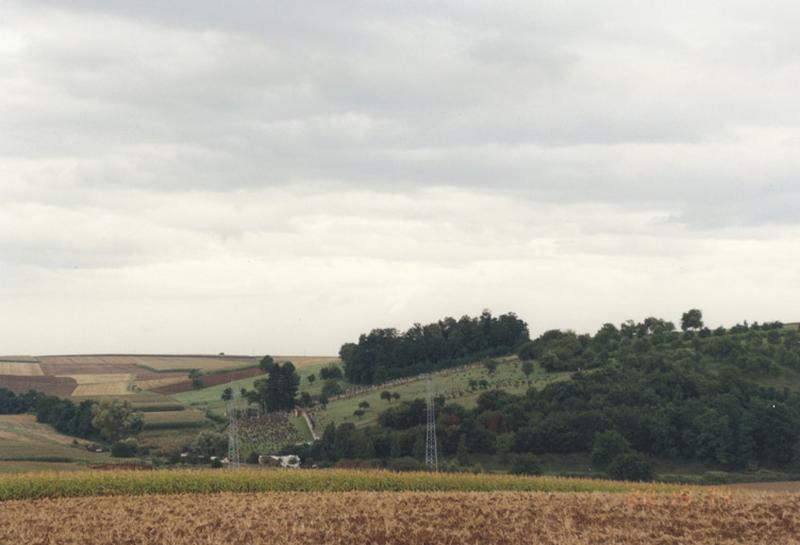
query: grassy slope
[
  {"left": 312, "top": 357, "right": 570, "bottom": 431},
  {"left": 167, "top": 360, "right": 337, "bottom": 453},
  {"left": 172, "top": 356, "right": 566, "bottom": 449},
  {"left": 0, "top": 415, "right": 116, "bottom": 471},
  {"left": 169, "top": 356, "right": 565, "bottom": 454},
  {"left": 172, "top": 360, "right": 337, "bottom": 415}
]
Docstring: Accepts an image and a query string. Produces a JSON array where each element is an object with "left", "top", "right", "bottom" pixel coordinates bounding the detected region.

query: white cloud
[{"left": 2, "top": 0, "right": 800, "bottom": 354}]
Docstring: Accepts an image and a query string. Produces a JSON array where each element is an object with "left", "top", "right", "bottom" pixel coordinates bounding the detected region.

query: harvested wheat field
[
  {"left": 1, "top": 490, "right": 799, "bottom": 545},
  {"left": 134, "top": 374, "right": 189, "bottom": 391},
  {"left": 33, "top": 354, "right": 259, "bottom": 373},
  {"left": 0, "top": 362, "right": 44, "bottom": 376},
  {"left": 59, "top": 374, "right": 132, "bottom": 396},
  {"left": 131, "top": 355, "right": 257, "bottom": 371}
]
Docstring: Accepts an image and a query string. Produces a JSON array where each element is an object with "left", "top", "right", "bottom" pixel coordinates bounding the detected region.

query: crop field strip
[
  {"left": 37, "top": 362, "right": 173, "bottom": 380},
  {"left": 134, "top": 375, "right": 190, "bottom": 391},
  {"left": 150, "top": 365, "right": 264, "bottom": 394},
  {"left": 0, "top": 469, "right": 679, "bottom": 501},
  {"left": 0, "top": 375, "right": 77, "bottom": 396},
  {"left": 59, "top": 373, "right": 133, "bottom": 396},
  {"left": 0, "top": 356, "right": 40, "bottom": 363},
  {"left": 141, "top": 410, "right": 210, "bottom": 430},
  {"left": 2, "top": 490, "right": 798, "bottom": 545},
  {"left": 0, "top": 362, "right": 44, "bottom": 376}
]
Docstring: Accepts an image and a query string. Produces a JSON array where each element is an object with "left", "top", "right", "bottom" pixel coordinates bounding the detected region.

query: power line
[{"left": 425, "top": 377, "right": 438, "bottom": 472}]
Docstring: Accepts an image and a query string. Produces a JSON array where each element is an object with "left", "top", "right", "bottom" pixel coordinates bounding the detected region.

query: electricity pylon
[
  {"left": 227, "top": 384, "right": 241, "bottom": 469},
  {"left": 425, "top": 377, "right": 438, "bottom": 472}
]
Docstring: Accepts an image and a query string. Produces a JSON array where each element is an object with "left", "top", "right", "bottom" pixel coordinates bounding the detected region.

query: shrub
[
  {"left": 320, "top": 365, "right": 344, "bottom": 380},
  {"left": 246, "top": 451, "right": 260, "bottom": 465},
  {"left": 111, "top": 439, "right": 138, "bottom": 458},
  {"left": 591, "top": 430, "right": 630, "bottom": 469},
  {"left": 191, "top": 431, "right": 228, "bottom": 458},
  {"left": 388, "top": 457, "right": 424, "bottom": 472},
  {"left": 607, "top": 452, "right": 653, "bottom": 481},
  {"left": 321, "top": 380, "right": 343, "bottom": 398},
  {"left": 510, "top": 453, "right": 543, "bottom": 476}
]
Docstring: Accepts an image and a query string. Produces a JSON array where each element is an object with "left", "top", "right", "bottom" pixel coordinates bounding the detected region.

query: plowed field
[
  {"left": 150, "top": 366, "right": 264, "bottom": 394},
  {"left": 0, "top": 375, "right": 77, "bottom": 396},
  {"left": 1, "top": 490, "right": 798, "bottom": 545}
]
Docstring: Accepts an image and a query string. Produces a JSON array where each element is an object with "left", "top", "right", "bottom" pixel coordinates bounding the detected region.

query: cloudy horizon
[{"left": 2, "top": 0, "right": 800, "bottom": 356}]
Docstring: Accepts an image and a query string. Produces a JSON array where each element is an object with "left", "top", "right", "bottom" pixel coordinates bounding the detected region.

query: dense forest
[
  {"left": 304, "top": 312, "right": 800, "bottom": 478},
  {"left": 339, "top": 311, "right": 530, "bottom": 384}
]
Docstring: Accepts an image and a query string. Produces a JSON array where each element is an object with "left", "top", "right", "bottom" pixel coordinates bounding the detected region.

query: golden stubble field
[
  {"left": 0, "top": 362, "right": 44, "bottom": 376},
  {"left": 2, "top": 490, "right": 799, "bottom": 545}
]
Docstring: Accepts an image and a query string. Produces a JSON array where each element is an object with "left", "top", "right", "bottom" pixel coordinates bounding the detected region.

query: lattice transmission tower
[
  {"left": 227, "top": 384, "right": 241, "bottom": 469},
  {"left": 425, "top": 377, "right": 438, "bottom": 472}
]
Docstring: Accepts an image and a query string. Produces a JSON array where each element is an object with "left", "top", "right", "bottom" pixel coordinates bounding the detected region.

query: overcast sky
[{"left": 2, "top": 1, "right": 800, "bottom": 356}]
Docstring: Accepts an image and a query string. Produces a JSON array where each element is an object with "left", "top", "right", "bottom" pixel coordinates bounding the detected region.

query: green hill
[
  {"left": 5, "top": 311, "right": 800, "bottom": 483},
  {"left": 287, "top": 312, "right": 800, "bottom": 482}
]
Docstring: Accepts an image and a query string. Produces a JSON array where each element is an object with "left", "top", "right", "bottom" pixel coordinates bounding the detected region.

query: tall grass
[{"left": 0, "top": 468, "right": 683, "bottom": 501}]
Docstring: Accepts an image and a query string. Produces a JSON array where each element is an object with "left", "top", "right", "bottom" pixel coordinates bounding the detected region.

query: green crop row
[{"left": 0, "top": 468, "right": 684, "bottom": 501}]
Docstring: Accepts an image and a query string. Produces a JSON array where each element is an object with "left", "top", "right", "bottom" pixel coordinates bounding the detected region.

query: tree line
[
  {"left": 0, "top": 388, "right": 143, "bottom": 447},
  {"left": 339, "top": 310, "right": 530, "bottom": 384}
]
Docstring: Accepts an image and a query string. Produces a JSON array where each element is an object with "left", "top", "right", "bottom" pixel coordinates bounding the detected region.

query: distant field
[
  {"left": 0, "top": 356, "right": 39, "bottom": 363},
  {"left": 0, "top": 415, "right": 113, "bottom": 470},
  {"left": 134, "top": 375, "right": 188, "bottom": 391},
  {"left": 131, "top": 356, "right": 258, "bottom": 372},
  {"left": 150, "top": 365, "right": 264, "bottom": 395},
  {"left": 275, "top": 356, "right": 340, "bottom": 369},
  {"left": 68, "top": 392, "right": 180, "bottom": 409},
  {"left": 0, "top": 362, "right": 43, "bottom": 376},
  {"left": 141, "top": 410, "right": 210, "bottom": 430},
  {"left": 0, "top": 354, "right": 273, "bottom": 401},
  {"left": 61, "top": 373, "right": 133, "bottom": 396},
  {"left": 19, "top": 354, "right": 261, "bottom": 375},
  {"left": 2, "top": 354, "right": 332, "bottom": 380},
  {"left": 0, "top": 353, "right": 333, "bottom": 458},
  {"left": 0, "top": 375, "right": 77, "bottom": 396}
]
